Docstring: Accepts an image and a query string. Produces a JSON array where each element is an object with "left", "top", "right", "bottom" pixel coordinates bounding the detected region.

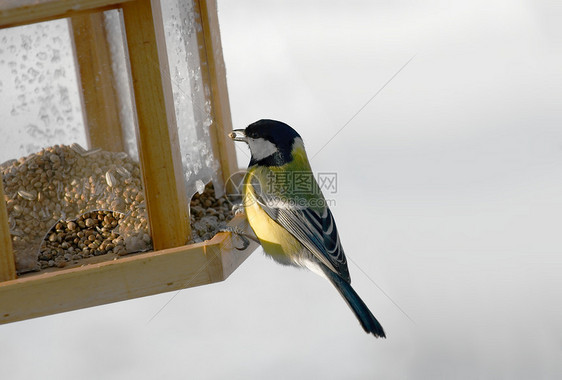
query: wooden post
[
  {"left": 0, "top": 173, "right": 16, "bottom": 281},
  {"left": 195, "top": 0, "right": 238, "bottom": 190},
  {"left": 121, "top": 0, "right": 190, "bottom": 250},
  {"left": 70, "top": 12, "right": 125, "bottom": 152}
]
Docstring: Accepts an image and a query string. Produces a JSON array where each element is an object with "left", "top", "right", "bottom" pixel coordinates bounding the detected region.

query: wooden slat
[
  {"left": 0, "top": 173, "right": 16, "bottom": 282},
  {"left": 121, "top": 0, "right": 190, "bottom": 250},
  {"left": 0, "top": 214, "right": 256, "bottom": 324},
  {"left": 70, "top": 12, "right": 125, "bottom": 152},
  {"left": 195, "top": 0, "right": 238, "bottom": 190},
  {"left": 0, "top": 0, "right": 133, "bottom": 29}
]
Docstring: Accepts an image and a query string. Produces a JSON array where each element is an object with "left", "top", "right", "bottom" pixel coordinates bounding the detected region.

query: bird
[{"left": 229, "top": 119, "right": 385, "bottom": 338}]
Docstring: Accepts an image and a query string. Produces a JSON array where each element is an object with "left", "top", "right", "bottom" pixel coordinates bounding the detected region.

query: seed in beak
[{"left": 229, "top": 130, "right": 247, "bottom": 141}]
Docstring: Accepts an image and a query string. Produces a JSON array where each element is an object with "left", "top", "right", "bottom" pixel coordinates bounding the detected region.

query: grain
[
  {"left": 2, "top": 144, "right": 150, "bottom": 273},
  {"left": 2, "top": 144, "right": 235, "bottom": 273}
]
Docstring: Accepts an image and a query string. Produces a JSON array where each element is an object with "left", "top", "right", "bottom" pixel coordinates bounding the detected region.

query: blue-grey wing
[{"left": 250, "top": 177, "right": 350, "bottom": 283}]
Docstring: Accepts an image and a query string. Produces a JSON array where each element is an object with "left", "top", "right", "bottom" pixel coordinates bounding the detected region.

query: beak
[{"left": 229, "top": 129, "right": 247, "bottom": 142}]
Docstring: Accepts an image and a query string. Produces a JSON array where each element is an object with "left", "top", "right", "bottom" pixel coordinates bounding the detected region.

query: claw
[
  {"left": 231, "top": 203, "right": 245, "bottom": 216},
  {"left": 219, "top": 226, "right": 259, "bottom": 250}
]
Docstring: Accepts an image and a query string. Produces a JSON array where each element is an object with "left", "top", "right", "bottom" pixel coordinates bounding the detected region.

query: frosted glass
[
  {"left": 161, "top": 0, "right": 222, "bottom": 199},
  {"left": 0, "top": 17, "right": 149, "bottom": 273},
  {"left": 0, "top": 19, "right": 86, "bottom": 164}
]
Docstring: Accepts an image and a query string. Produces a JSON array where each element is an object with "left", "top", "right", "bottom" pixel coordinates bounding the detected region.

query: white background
[{"left": 2, "top": 0, "right": 562, "bottom": 378}]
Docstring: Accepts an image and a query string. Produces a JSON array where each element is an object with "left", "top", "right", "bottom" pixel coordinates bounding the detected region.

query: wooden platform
[{"left": 0, "top": 214, "right": 256, "bottom": 324}]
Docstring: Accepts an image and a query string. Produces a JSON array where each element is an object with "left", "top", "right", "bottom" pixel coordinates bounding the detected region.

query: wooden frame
[
  {"left": 70, "top": 12, "right": 125, "bottom": 153},
  {"left": 0, "top": 178, "right": 16, "bottom": 282},
  {"left": 0, "top": 0, "right": 254, "bottom": 324},
  {"left": 0, "top": 215, "right": 256, "bottom": 324},
  {"left": 122, "top": 0, "right": 191, "bottom": 250},
  {"left": 0, "top": 1, "right": 133, "bottom": 29}
]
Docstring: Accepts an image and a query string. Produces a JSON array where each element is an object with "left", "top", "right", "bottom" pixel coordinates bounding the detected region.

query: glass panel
[
  {"left": 0, "top": 19, "right": 86, "bottom": 163},
  {"left": 0, "top": 17, "right": 150, "bottom": 273},
  {"left": 161, "top": 0, "right": 222, "bottom": 199}
]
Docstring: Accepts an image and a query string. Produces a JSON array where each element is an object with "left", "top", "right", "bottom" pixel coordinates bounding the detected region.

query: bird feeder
[{"left": 0, "top": 0, "right": 256, "bottom": 324}]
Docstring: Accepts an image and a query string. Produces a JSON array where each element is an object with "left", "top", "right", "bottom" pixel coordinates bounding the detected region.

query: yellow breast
[{"left": 243, "top": 176, "right": 301, "bottom": 265}]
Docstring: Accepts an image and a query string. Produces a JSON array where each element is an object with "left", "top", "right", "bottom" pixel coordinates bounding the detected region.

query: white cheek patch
[{"left": 248, "top": 137, "right": 278, "bottom": 161}]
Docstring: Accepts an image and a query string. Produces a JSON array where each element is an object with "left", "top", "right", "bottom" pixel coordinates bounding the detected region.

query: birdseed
[{"left": 1, "top": 144, "right": 234, "bottom": 273}]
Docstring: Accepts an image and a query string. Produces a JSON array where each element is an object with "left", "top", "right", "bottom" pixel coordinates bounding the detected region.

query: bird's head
[{"left": 229, "top": 119, "right": 304, "bottom": 167}]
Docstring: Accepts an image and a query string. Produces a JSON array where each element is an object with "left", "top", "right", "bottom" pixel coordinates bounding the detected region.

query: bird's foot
[
  {"left": 218, "top": 226, "right": 259, "bottom": 250},
  {"left": 231, "top": 203, "right": 245, "bottom": 216}
]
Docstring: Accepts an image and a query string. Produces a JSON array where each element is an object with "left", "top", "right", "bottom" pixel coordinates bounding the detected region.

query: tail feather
[{"left": 322, "top": 266, "right": 386, "bottom": 338}]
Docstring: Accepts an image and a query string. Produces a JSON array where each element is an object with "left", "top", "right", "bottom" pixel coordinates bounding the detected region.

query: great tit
[{"left": 229, "top": 119, "right": 385, "bottom": 338}]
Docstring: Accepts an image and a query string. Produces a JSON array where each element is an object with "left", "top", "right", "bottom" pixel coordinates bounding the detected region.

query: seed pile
[
  {"left": 1, "top": 144, "right": 149, "bottom": 273},
  {"left": 1, "top": 144, "right": 235, "bottom": 273},
  {"left": 38, "top": 211, "right": 127, "bottom": 269},
  {"left": 190, "top": 184, "right": 233, "bottom": 243},
  {"left": 37, "top": 183, "right": 233, "bottom": 269}
]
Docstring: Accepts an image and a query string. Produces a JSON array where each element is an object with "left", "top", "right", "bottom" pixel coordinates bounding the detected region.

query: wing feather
[{"left": 250, "top": 175, "right": 350, "bottom": 282}]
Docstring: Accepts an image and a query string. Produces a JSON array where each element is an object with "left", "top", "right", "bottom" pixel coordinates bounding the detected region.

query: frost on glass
[
  {"left": 0, "top": 19, "right": 86, "bottom": 163},
  {"left": 161, "top": 0, "right": 222, "bottom": 199},
  {"left": 0, "top": 19, "right": 149, "bottom": 273},
  {"left": 103, "top": 10, "right": 139, "bottom": 161}
]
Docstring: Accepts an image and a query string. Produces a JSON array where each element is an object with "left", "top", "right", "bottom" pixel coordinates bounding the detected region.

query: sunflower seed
[
  {"left": 81, "top": 147, "right": 102, "bottom": 157},
  {"left": 116, "top": 166, "right": 131, "bottom": 178},
  {"left": 105, "top": 171, "right": 116, "bottom": 187},
  {"left": 70, "top": 143, "right": 87, "bottom": 155},
  {"left": 18, "top": 189, "right": 37, "bottom": 200}
]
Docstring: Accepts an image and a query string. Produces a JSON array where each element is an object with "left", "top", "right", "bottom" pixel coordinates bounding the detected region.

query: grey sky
[{"left": 1, "top": 0, "right": 562, "bottom": 379}]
